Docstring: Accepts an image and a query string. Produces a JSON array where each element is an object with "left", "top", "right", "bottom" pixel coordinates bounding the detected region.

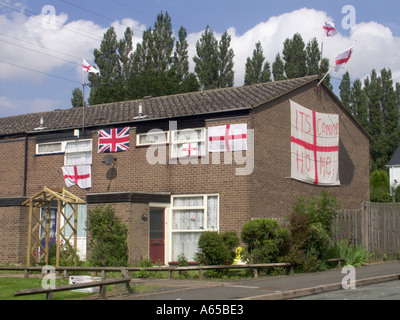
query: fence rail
[{"left": 0, "top": 259, "right": 343, "bottom": 280}]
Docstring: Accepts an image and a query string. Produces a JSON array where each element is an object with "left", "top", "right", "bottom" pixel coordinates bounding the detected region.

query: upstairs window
[
  {"left": 170, "top": 128, "right": 206, "bottom": 158},
  {"left": 36, "top": 142, "right": 64, "bottom": 155},
  {"left": 64, "top": 139, "right": 92, "bottom": 166}
]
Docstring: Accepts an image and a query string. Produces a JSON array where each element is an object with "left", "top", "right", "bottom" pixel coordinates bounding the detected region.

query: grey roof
[
  {"left": 387, "top": 146, "right": 400, "bottom": 166},
  {"left": 0, "top": 75, "right": 319, "bottom": 136}
]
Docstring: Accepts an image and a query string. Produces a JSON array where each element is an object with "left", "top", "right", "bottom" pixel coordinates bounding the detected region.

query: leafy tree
[
  {"left": 350, "top": 79, "right": 368, "bottom": 129},
  {"left": 87, "top": 205, "right": 128, "bottom": 267},
  {"left": 319, "top": 57, "right": 332, "bottom": 89},
  {"left": 88, "top": 26, "right": 126, "bottom": 105},
  {"left": 305, "top": 37, "right": 321, "bottom": 76},
  {"left": 339, "top": 71, "right": 352, "bottom": 112},
  {"left": 282, "top": 33, "right": 307, "bottom": 78},
  {"left": 272, "top": 53, "right": 285, "bottom": 81},
  {"left": 244, "top": 41, "right": 271, "bottom": 85},
  {"left": 173, "top": 26, "right": 200, "bottom": 93},
  {"left": 193, "top": 26, "right": 219, "bottom": 90},
  {"left": 217, "top": 30, "right": 235, "bottom": 88},
  {"left": 380, "top": 68, "right": 400, "bottom": 162},
  {"left": 71, "top": 87, "right": 85, "bottom": 108}
]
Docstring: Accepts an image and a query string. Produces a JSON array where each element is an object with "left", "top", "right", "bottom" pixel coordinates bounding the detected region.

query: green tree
[
  {"left": 350, "top": 79, "right": 368, "bottom": 130},
  {"left": 218, "top": 30, "right": 235, "bottom": 88},
  {"left": 193, "top": 26, "right": 219, "bottom": 90},
  {"left": 305, "top": 37, "right": 321, "bottom": 76},
  {"left": 88, "top": 26, "right": 126, "bottom": 105},
  {"left": 319, "top": 58, "right": 332, "bottom": 89},
  {"left": 244, "top": 41, "right": 271, "bottom": 84},
  {"left": 365, "top": 70, "right": 385, "bottom": 169},
  {"left": 282, "top": 33, "right": 307, "bottom": 78},
  {"left": 71, "top": 87, "right": 85, "bottom": 108},
  {"left": 173, "top": 26, "right": 200, "bottom": 93},
  {"left": 339, "top": 71, "right": 352, "bottom": 113},
  {"left": 87, "top": 205, "right": 128, "bottom": 267},
  {"left": 272, "top": 53, "right": 285, "bottom": 81},
  {"left": 380, "top": 68, "right": 400, "bottom": 163}
]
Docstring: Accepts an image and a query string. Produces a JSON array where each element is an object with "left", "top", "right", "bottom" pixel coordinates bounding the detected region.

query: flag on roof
[
  {"left": 334, "top": 46, "right": 353, "bottom": 72},
  {"left": 82, "top": 58, "right": 99, "bottom": 74},
  {"left": 323, "top": 21, "right": 337, "bottom": 37},
  {"left": 98, "top": 127, "right": 130, "bottom": 153}
]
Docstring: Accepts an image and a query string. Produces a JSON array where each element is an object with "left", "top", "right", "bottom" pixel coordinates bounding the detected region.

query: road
[{"left": 292, "top": 280, "right": 400, "bottom": 300}]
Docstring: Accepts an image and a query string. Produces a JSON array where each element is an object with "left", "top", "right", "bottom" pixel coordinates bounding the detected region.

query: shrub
[
  {"left": 334, "top": 239, "right": 372, "bottom": 266},
  {"left": 195, "top": 231, "right": 239, "bottom": 265},
  {"left": 86, "top": 205, "right": 128, "bottom": 267},
  {"left": 241, "top": 219, "right": 289, "bottom": 263},
  {"left": 282, "top": 191, "right": 340, "bottom": 271},
  {"left": 370, "top": 169, "right": 391, "bottom": 203}
]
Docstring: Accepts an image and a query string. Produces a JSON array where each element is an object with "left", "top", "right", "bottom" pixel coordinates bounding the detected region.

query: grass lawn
[{"left": 0, "top": 277, "right": 96, "bottom": 300}]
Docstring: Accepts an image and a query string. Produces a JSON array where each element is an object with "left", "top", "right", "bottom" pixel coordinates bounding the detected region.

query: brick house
[{"left": 0, "top": 75, "right": 370, "bottom": 265}]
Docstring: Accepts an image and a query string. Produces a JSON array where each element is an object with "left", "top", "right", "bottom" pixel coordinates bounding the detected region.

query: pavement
[{"left": 117, "top": 261, "right": 399, "bottom": 300}]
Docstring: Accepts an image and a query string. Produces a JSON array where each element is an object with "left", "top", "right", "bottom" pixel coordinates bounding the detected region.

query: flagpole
[
  {"left": 317, "top": 65, "right": 335, "bottom": 86},
  {"left": 82, "top": 60, "right": 85, "bottom": 130}
]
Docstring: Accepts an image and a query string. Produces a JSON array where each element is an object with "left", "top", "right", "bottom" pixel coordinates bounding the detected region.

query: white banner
[{"left": 290, "top": 100, "right": 340, "bottom": 186}]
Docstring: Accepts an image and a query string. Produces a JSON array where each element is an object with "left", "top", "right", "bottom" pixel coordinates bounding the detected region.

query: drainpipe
[{"left": 23, "top": 133, "right": 28, "bottom": 196}]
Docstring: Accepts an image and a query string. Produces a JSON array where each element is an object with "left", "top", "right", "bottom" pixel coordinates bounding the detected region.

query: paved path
[{"left": 120, "top": 261, "right": 399, "bottom": 300}]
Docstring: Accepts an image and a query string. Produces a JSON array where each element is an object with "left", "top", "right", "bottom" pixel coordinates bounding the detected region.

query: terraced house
[{"left": 0, "top": 75, "right": 370, "bottom": 266}]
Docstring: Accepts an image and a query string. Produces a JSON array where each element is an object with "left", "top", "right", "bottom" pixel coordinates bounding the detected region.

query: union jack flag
[{"left": 98, "top": 127, "right": 130, "bottom": 153}]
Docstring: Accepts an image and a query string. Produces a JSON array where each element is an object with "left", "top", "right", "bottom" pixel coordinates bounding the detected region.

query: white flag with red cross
[
  {"left": 82, "top": 58, "right": 99, "bottom": 74},
  {"left": 290, "top": 100, "right": 340, "bottom": 186},
  {"left": 334, "top": 46, "right": 353, "bottom": 72},
  {"left": 62, "top": 165, "right": 91, "bottom": 189},
  {"left": 208, "top": 124, "right": 247, "bottom": 152},
  {"left": 323, "top": 21, "right": 337, "bottom": 37}
]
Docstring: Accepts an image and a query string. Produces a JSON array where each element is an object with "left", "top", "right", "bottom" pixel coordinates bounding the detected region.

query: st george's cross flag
[
  {"left": 323, "top": 21, "right": 337, "bottom": 37},
  {"left": 98, "top": 127, "right": 130, "bottom": 153},
  {"left": 290, "top": 100, "right": 340, "bottom": 186},
  {"left": 62, "top": 165, "right": 91, "bottom": 189},
  {"left": 208, "top": 123, "right": 247, "bottom": 152},
  {"left": 82, "top": 58, "right": 99, "bottom": 74},
  {"left": 334, "top": 45, "right": 353, "bottom": 72}
]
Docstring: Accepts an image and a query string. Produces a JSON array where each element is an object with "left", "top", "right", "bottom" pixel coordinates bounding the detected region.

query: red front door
[{"left": 149, "top": 208, "right": 165, "bottom": 264}]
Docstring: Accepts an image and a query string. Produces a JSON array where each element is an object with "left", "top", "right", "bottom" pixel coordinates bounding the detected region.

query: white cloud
[
  {"left": 186, "top": 8, "right": 400, "bottom": 86},
  {"left": 1, "top": 7, "right": 400, "bottom": 117}
]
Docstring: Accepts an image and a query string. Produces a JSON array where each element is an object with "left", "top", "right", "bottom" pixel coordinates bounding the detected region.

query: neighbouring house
[
  {"left": 386, "top": 145, "right": 400, "bottom": 194},
  {"left": 0, "top": 75, "right": 370, "bottom": 265}
]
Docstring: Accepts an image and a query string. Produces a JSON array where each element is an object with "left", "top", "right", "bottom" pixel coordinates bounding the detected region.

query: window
[
  {"left": 64, "top": 139, "right": 92, "bottom": 165},
  {"left": 36, "top": 142, "right": 64, "bottom": 155},
  {"left": 170, "top": 128, "right": 206, "bottom": 158},
  {"left": 136, "top": 130, "right": 169, "bottom": 146},
  {"left": 170, "top": 194, "right": 219, "bottom": 261}
]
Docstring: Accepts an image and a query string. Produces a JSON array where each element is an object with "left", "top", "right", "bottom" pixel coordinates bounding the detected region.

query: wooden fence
[{"left": 334, "top": 201, "right": 400, "bottom": 260}]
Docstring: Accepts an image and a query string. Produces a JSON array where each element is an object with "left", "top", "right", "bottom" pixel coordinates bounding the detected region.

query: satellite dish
[{"left": 102, "top": 154, "right": 116, "bottom": 165}]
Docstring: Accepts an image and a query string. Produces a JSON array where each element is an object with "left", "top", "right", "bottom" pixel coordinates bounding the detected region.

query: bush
[
  {"left": 282, "top": 191, "right": 340, "bottom": 271},
  {"left": 195, "top": 231, "right": 239, "bottom": 265},
  {"left": 370, "top": 169, "right": 391, "bottom": 203},
  {"left": 241, "top": 219, "right": 289, "bottom": 263},
  {"left": 87, "top": 205, "right": 128, "bottom": 267}
]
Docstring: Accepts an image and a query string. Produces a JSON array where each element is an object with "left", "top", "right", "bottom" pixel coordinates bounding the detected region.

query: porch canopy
[{"left": 22, "top": 187, "right": 86, "bottom": 267}]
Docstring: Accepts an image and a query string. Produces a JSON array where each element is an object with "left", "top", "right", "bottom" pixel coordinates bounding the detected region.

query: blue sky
[{"left": 0, "top": 0, "right": 399, "bottom": 117}]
